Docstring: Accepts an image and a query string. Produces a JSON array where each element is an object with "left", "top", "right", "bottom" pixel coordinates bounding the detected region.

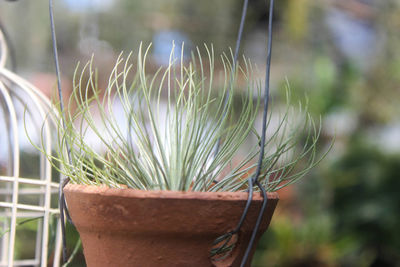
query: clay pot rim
[{"left": 64, "top": 183, "right": 279, "bottom": 201}]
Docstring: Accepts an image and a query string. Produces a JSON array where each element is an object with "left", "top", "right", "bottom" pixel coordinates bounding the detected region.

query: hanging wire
[
  {"left": 240, "top": 0, "right": 275, "bottom": 264},
  {"left": 211, "top": 1, "right": 275, "bottom": 266},
  {"left": 48, "top": 0, "right": 73, "bottom": 263},
  {"left": 240, "top": 1, "right": 275, "bottom": 264}
]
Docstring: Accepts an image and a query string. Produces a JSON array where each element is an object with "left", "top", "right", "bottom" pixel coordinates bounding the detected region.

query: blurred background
[{"left": 0, "top": 0, "right": 399, "bottom": 266}]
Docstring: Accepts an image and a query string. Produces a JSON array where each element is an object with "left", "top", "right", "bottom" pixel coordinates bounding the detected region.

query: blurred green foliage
[
  {"left": 330, "top": 139, "right": 400, "bottom": 266},
  {"left": 254, "top": 140, "right": 400, "bottom": 267}
]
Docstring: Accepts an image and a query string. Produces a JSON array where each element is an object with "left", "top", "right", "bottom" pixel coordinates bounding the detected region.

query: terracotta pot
[{"left": 64, "top": 184, "right": 278, "bottom": 267}]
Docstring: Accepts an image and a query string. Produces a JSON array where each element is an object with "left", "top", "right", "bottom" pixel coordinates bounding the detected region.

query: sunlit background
[{"left": 1, "top": 0, "right": 399, "bottom": 266}]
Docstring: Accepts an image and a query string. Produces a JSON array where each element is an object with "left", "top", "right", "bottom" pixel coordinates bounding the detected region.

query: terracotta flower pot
[{"left": 64, "top": 184, "right": 278, "bottom": 267}]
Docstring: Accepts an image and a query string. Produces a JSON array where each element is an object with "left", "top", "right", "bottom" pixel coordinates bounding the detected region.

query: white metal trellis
[{"left": 0, "top": 27, "right": 62, "bottom": 267}]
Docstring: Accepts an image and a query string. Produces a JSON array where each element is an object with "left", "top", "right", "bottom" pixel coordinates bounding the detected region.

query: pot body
[{"left": 64, "top": 184, "right": 278, "bottom": 267}]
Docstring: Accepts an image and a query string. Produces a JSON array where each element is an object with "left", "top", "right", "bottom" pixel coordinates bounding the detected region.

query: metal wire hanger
[
  {"left": 49, "top": 0, "right": 73, "bottom": 263},
  {"left": 211, "top": 1, "right": 275, "bottom": 266},
  {"left": 48, "top": 0, "right": 275, "bottom": 265}
]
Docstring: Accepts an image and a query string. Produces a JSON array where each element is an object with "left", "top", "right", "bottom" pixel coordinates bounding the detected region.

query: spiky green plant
[{"left": 35, "top": 44, "right": 325, "bottom": 192}]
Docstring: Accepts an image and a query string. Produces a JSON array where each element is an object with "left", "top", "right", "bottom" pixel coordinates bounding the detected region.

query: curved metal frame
[{"left": 0, "top": 26, "right": 62, "bottom": 267}]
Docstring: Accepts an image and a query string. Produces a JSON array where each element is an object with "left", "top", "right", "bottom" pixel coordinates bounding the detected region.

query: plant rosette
[{"left": 36, "top": 44, "right": 325, "bottom": 266}]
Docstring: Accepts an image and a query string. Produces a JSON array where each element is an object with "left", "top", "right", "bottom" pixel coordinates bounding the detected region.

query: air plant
[{"left": 34, "top": 43, "right": 325, "bottom": 193}]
